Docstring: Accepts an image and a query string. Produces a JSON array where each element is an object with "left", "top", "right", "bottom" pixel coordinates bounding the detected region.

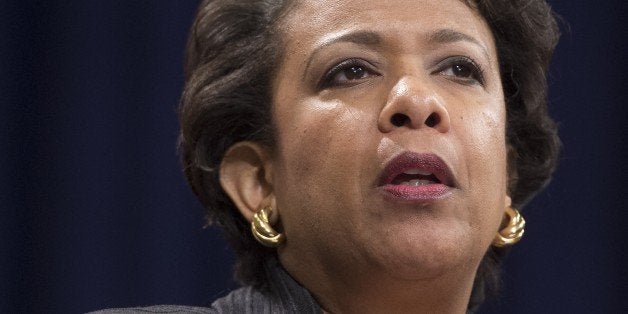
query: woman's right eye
[{"left": 319, "top": 59, "right": 378, "bottom": 89}]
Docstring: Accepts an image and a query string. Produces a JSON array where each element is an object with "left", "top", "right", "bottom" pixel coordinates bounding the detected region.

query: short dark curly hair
[{"left": 177, "top": 0, "right": 560, "bottom": 311}]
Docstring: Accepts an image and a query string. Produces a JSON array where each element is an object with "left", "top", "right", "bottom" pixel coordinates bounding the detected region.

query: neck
[{"left": 280, "top": 254, "right": 477, "bottom": 314}]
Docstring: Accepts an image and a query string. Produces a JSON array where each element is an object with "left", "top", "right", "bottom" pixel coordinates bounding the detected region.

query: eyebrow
[
  {"left": 304, "top": 31, "right": 382, "bottom": 77},
  {"left": 303, "top": 28, "right": 490, "bottom": 79},
  {"left": 428, "top": 29, "right": 490, "bottom": 60},
  {"left": 316, "top": 31, "right": 383, "bottom": 51}
]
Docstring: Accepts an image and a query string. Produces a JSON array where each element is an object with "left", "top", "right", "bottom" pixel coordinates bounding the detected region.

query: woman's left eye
[{"left": 438, "top": 57, "right": 485, "bottom": 86}]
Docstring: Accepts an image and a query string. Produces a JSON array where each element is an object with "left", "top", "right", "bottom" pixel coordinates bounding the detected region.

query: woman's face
[{"left": 270, "top": 0, "right": 507, "bottom": 282}]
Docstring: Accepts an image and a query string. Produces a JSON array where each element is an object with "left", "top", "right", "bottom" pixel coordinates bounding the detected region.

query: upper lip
[{"left": 378, "top": 152, "right": 457, "bottom": 187}]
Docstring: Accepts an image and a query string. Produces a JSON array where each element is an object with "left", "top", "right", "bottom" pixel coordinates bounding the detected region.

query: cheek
[
  {"left": 465, "top": 110, "right": 506, "bottom": 158},
  {"left": 272, "top": 98, "right": 376, "bottom": 207},
  {"left": 474, "top": 109, "right": 507, "bottom": 197},
  {"left": 277, "top": 99, "right": 354, "bottom": 173},
  {"left": 454, "top": 102, "right": 508, "bottom": 236},
  {"left": 271, "top": 98, "right": 381, "bottom": 251},
  {"left": 454, "top": 98, "right": 507, "bottom": 175}
]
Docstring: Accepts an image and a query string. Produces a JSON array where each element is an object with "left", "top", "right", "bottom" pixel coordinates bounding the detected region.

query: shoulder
[
  {"left": 209, "top": 285, "right": 276, "bottom": 313},
  {"left": 87, "top": 304, "right": 217, "bottom": 314},
  {"left": 87, "top": 286, "right": 275, "bottom": 314},
  {"left": 89, "top": 259, "right": 320, "bottom": 314},
  {"left": 209, "top": 280, "right": 321, "bottom": 314}
]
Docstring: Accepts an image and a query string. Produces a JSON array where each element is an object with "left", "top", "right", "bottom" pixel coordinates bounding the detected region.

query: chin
[{"left": 372, "top": 220, "right": 479, "bottom": 281}]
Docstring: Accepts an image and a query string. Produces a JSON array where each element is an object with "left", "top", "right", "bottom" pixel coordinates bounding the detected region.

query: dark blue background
[{"left": 2, "top": 1, "right": 626, "bottom": 313}]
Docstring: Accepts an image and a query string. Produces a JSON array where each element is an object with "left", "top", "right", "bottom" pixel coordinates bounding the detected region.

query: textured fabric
[
  {"left": 89, "top": 305, "right": 215, "bottom": 313},
  {"left": 89, "top": 259, "right": 322, "bottom": 314}
]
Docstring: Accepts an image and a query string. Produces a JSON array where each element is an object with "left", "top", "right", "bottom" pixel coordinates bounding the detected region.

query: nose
[{"left": 378, "top": 76, "right": 451, "bottom": 134}]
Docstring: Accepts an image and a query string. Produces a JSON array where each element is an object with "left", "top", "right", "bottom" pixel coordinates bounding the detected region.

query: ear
[
  {"left": 506, "top": 144, "right": 518, "bottom": 198},
  {"left": 219, "top": 142, "right": 275, "bottom": 223},
  {"left": 505, "top": 195, "right": 512, "bottom": 208},
  {"left": 497, "top": 195, "right": 514, "bottom": 229}
]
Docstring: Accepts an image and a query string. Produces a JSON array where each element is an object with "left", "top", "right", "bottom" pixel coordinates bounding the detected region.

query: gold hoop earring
[
  {"left": 251, "top": 206, "right": 284, "bottom": 247},
  {"left": 492, "top": 207, "right": 525, "bottom": 247}
]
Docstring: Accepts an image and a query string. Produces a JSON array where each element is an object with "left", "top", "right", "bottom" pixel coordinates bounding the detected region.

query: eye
[
  {"left": 437, "top": 56, "right": 485, "bottom": 86},
  {"left": 319, "top": 59, "right": 378, "bottom": 89}
]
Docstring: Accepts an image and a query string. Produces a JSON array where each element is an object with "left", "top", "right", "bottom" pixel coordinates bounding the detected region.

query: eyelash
[
  {"left": 436, "top": 56, "right": 486, "bottom": 86},
  {"left": 318, "top": 56, "right": 486, "bottom": 89},
  {"left": 319, "top": 58, "right": 378, "bottom": 89}
]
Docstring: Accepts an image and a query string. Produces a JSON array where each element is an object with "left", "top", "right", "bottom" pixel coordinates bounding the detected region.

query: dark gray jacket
[{"left": 89, "top": 259, "right": 322, "bottom": 314}]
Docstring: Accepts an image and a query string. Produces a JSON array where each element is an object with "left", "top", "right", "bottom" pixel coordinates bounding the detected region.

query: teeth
[
  {"left": 402, "top": 179, "right": 432, "bottom": 186},
  {"left": 403, "top": 169, "right": 432, "bottom": 176}
]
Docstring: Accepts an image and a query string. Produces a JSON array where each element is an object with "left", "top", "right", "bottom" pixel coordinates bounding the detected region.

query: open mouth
[
  {"left": 390, "top": 169, "right": 442, "bottom": 186},
  {"left": 377, "top": 152, "right": 456, "bottom": 202},
  {"left": 379, "top": 152, "right": 455, "bottom": 188}
]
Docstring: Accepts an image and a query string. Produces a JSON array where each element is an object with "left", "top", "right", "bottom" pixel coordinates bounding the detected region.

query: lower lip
[{"left": 380, "top": 183, "right": 452, "bottom": 203}]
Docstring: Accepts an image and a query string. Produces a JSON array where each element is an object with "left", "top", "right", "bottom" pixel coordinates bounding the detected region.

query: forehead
[{"left": 278, "top": 0, "right": 494, "bottom": 54}]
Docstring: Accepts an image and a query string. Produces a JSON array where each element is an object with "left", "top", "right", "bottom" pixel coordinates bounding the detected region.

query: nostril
[
  {"left": 425, "top": 113, "right": 439, "bottom": 127},
  {"left": 390, "top": 113, "right": 409, "bottom": 127}
]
